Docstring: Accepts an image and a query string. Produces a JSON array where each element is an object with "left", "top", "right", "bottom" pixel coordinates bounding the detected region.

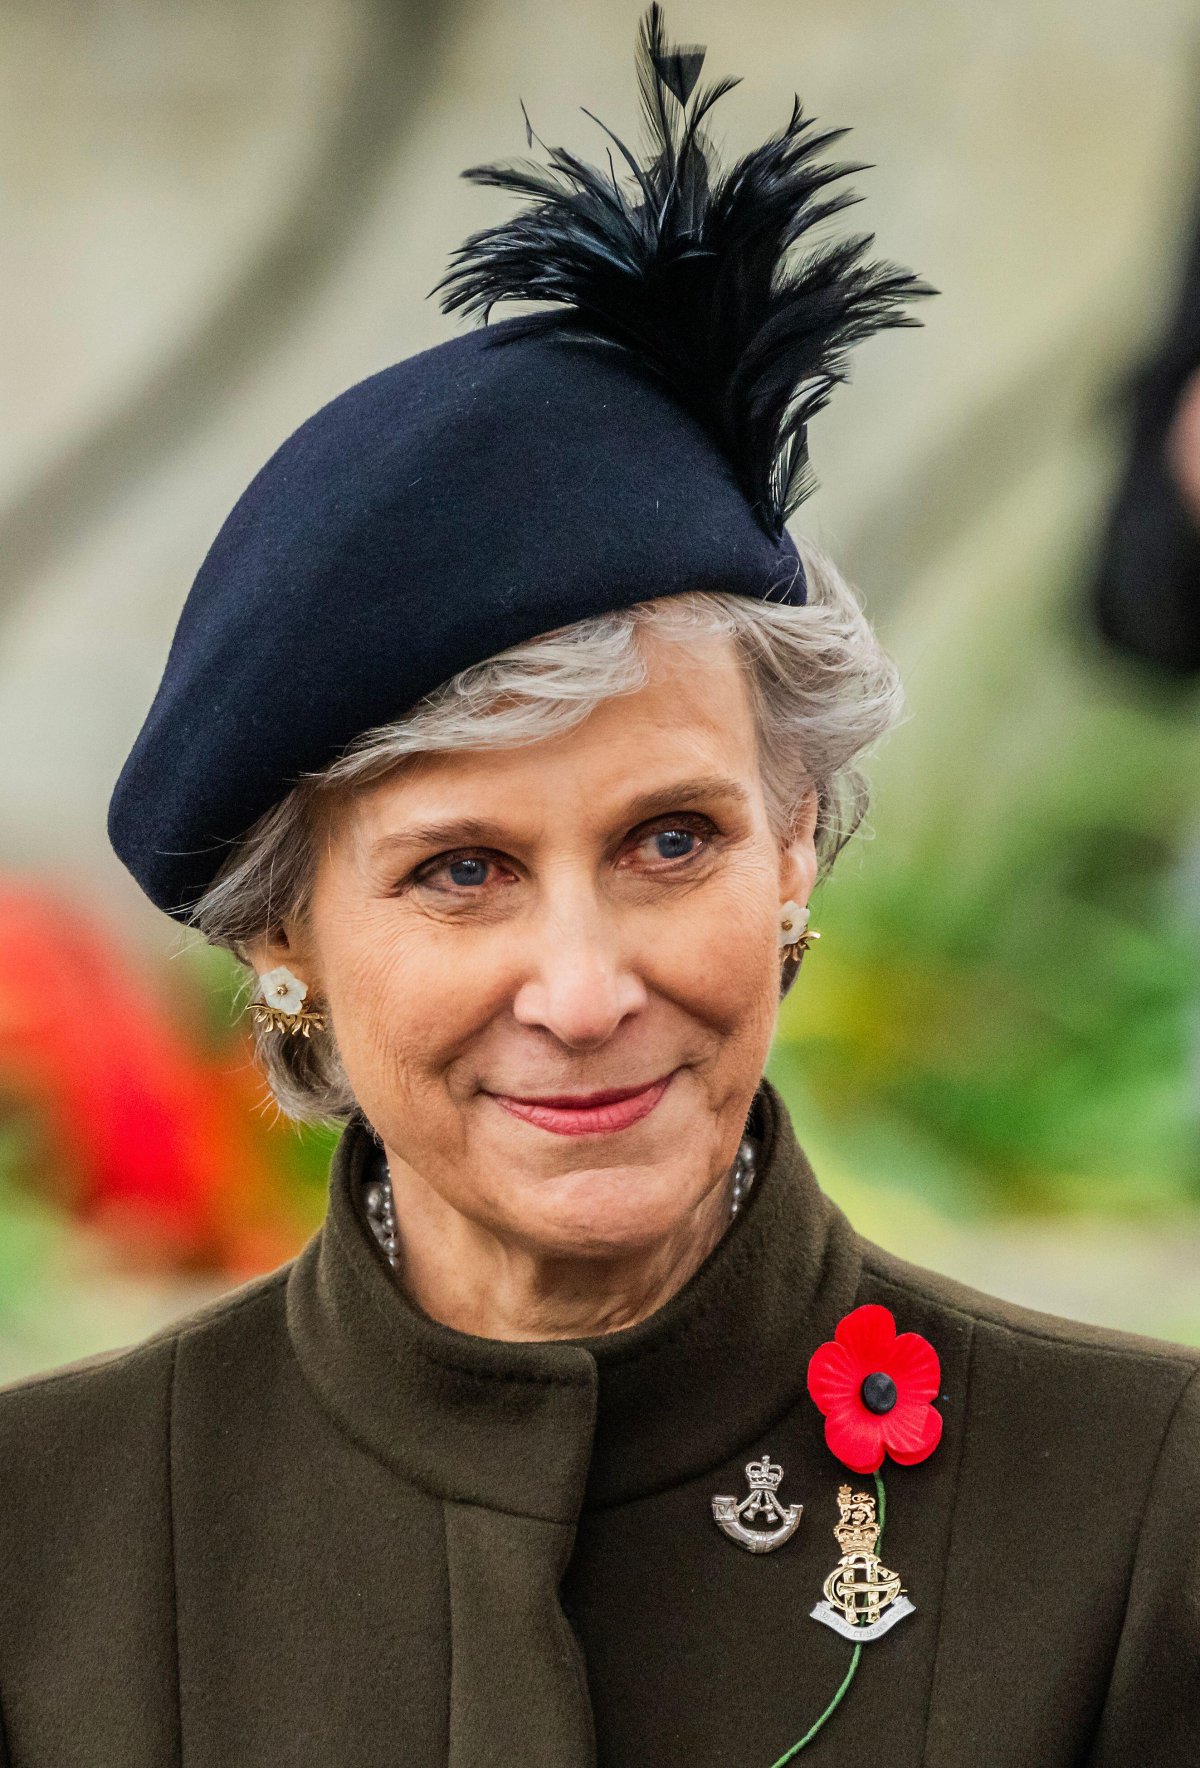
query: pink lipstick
[{"left": 489, "top": 1072, "right": 675, "bottom": 1136}]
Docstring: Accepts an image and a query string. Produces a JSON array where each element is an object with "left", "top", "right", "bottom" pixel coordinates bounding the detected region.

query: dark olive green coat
[{"left": 0, "top": 1077, "right": 1196, "bottom": 1765}]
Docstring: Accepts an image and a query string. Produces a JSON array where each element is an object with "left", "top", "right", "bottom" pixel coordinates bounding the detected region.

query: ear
[
  {"left": 779, "top": 788, "right": 820, "bottom": 908},
  {"left": 243, "top": 794, "right": 342, "bottom": 989},
  {"left": 244, "top": 917, "right": 316, "bottom": 989}
]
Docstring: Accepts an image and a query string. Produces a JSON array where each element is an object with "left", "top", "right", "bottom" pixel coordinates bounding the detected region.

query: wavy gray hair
[{"left": 186, "top": 540, "right": 903, "bottom": 1123}]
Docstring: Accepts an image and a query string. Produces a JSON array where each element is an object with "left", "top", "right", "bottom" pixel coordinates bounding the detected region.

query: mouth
[{"left": 487, "top": 1070, "right": 677, "bottom": 1137}]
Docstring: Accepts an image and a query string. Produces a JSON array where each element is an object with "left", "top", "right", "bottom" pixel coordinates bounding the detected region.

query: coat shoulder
[
  {"left": 0, "top": 1262, "right": 293, "bottom": 1465},
  {"left": 857, "top": 1233, "right": 1200, "bottom": 1456},
  {"left": 0, "top": 1265, "right": 295, "bottom": 1749},
  {"left": 859, "top": 1234, "right": 1200, "bottom": 1373}
]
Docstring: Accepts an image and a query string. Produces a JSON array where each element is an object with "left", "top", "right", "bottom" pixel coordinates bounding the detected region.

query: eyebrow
[{"left": 366, "top": 775, "right": 753, "bottom": 860}]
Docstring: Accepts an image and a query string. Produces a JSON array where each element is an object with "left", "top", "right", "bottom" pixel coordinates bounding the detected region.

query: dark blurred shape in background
[{"left": 1094, "top": 147, "right": 1200, "bottom": 674}]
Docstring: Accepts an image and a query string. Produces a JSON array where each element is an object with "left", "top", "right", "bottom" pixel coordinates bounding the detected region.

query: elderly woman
[{"left": 0, "top": 11, "right": 1197, "bottom": 1766}]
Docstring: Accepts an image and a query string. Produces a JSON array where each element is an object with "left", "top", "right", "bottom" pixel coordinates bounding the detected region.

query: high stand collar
[{"left": 286, "top": 1075, "right": 863, "bottom": 1521}]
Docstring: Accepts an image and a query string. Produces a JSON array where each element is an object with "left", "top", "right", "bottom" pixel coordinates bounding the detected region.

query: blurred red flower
[{"left": 0, "top": 879, "right": 322, "bottom": 1277}]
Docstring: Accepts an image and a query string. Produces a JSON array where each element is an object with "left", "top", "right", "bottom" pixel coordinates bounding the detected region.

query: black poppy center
[{"left": 861, "top": 1372, "right": 898, "bottom": 1414}]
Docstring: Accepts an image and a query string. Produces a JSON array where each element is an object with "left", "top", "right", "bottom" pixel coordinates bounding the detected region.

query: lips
[{"left": 489, "top": 1071, "right": 676, "bottom": 1137}]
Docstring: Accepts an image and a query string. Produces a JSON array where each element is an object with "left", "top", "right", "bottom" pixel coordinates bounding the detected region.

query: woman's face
[{"left": 266, "top": 629, "right": 816, "bottom": 1260}]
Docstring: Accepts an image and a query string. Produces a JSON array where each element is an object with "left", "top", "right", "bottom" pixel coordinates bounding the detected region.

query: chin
[{"left": 505, "top": 1164, "right": 706, "bottom": 1260}]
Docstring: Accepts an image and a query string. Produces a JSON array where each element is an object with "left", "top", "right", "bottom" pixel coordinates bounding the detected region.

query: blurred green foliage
[
  {"left": 0, "top": 1114, "right": 64, "bottom": 1314},
  {"left": 775, "top": 450, "right": 1200, "bottom": 1222}
]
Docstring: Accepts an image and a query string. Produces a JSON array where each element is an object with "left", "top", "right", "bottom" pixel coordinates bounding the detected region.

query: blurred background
[{"left": 2, "top": 0, "right": 1199, "bottom": 1380}]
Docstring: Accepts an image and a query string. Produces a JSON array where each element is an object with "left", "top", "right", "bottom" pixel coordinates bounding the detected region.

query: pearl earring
[
  {"left": 250, "top": 964, "right": 327, "bottom": 1037},
  {"left": 779, "top": 899, "right": 819, "bottom": 963}
]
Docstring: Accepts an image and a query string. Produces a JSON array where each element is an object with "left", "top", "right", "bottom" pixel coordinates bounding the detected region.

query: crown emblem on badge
[
  {"left": 711, "top": 1452, "right": 803, "bottom": 1553},
  {"left": 745, "top": 1455, "right": 784, "bottom": 1492},
  {"left": 832, "top": 1486, "right": 881, "bottom": 1556}
]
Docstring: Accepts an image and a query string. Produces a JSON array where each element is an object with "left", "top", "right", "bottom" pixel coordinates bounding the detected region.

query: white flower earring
[
  {"left": 250, "top": 964, "right": 327, "bottom": 1038},
  {"left": 779, "top": 900, "right": 819, "bottom": 963}
]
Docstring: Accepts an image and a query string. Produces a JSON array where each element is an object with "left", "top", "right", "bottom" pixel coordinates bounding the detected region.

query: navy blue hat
[{"left": 109, "top": 5, "right": 930, "bottom": 920}]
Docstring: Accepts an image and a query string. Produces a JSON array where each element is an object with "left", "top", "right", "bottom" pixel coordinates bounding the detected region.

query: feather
[{"left": 432, "top": 4, "right": 935, "bottom": 541}]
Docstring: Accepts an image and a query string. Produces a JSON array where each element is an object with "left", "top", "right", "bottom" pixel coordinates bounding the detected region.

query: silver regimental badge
[
  {"left": 810, "top": 1484, "right": 914, "bottom": 1641},
  {"left": 712, "top": 1454, "right": 803, "bottom": 1553}
]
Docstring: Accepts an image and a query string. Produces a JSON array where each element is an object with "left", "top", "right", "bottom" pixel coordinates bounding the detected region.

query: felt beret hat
[{"left": 108, "top": 4, "right": 930, "bottom": 920}]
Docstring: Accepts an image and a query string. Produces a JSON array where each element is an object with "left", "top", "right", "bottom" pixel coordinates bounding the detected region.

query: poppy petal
[
  {"left": 824, "top": 1405, "right": 885, "bottom": 1474},
  {"left": 833, "top": 1303, "right": 897, "bottom": 1368},
  {"left": 883, "top": 1400, "right": 943, "bottom": 1465},
  {"left": 806, "top": 1341, "right": 859, "bottom": 1413},
  {"left": 889, "top": 1331, "right": 941, "bottom": 1405}
]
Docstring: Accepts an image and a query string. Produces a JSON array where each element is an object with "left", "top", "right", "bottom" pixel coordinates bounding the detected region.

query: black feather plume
[{"left": 432, "top": 5, "right": 935, "bottom": 541}]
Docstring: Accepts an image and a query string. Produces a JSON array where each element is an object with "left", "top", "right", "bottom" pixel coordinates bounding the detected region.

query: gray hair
[{"left": 186, "top": 539, "right": 903, "bottom": 1123}]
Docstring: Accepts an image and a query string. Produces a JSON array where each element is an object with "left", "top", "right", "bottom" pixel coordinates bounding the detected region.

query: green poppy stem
[
  {"left": 764, "top": 1468, "right": 888, "bottom": 1765},
  {"left": 766, "top": 1643, "right": 863, "bottom": 1765}
]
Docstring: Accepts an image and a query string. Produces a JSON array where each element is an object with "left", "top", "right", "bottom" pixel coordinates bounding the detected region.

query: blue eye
[
  {"left": 653, "top": 827, "right": 697, "bottom": 860},
  {"left": 446, "top": 856, "right": 489, "bottom": 887}
]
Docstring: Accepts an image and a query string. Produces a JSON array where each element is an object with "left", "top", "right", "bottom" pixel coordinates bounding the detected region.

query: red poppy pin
[{"left": 806, "top": 1303, "right": 942, "bottom": 1475}]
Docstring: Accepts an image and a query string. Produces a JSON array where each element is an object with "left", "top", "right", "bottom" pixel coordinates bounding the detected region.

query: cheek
[
  {"left": 657, "top": 870, "right": 780, "bottom": 1027},
  {"left": 319, "top": 914, "right": 471, "bottom": 1097}
]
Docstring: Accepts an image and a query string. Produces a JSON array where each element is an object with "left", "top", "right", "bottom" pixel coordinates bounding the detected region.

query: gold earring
[
  {"left": 779, "top": 899, "right": 820, "bottom": 963},
  {"left": 249, "top": 964, "right": 327, "bottom": 1038}
]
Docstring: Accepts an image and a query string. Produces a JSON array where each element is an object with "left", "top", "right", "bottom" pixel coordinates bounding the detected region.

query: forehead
[{"left": 342, "top": 629, "right": 760, "bottom": 847}]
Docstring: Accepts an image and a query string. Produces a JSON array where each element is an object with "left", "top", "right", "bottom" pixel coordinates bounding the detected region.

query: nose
[{"left": 509, "top": 898, "right": 649, "bottom": 1047}]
